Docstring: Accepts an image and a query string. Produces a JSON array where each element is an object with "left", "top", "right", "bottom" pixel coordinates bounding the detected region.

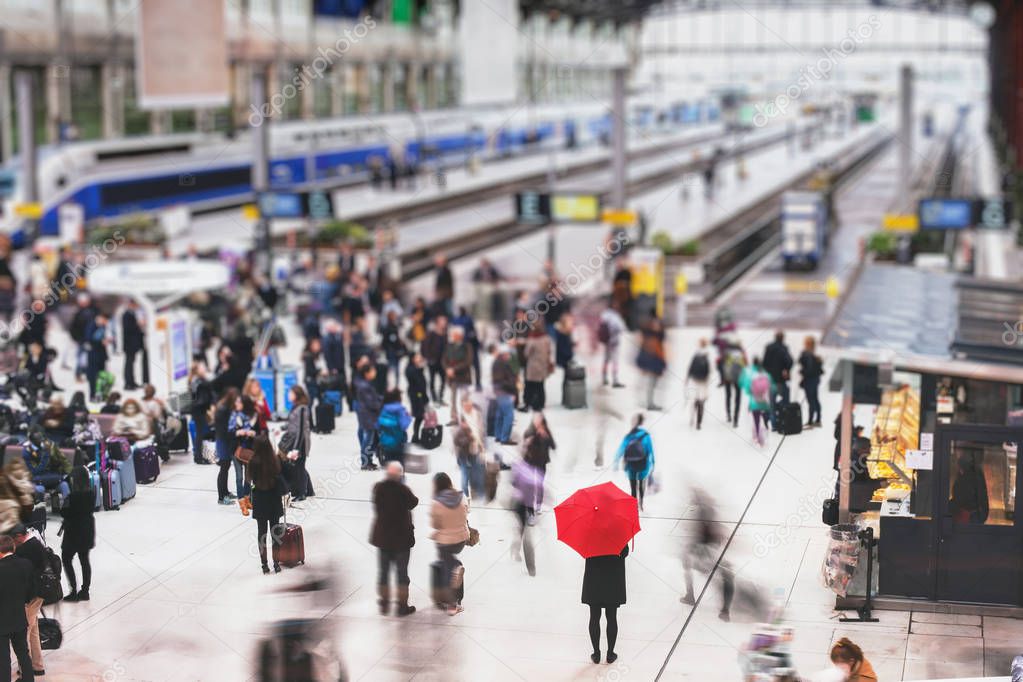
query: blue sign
[
  {"left": 259, "top": 192, "right": 304, "bottom": 219},
  {"left": 918, "top": 198, "right": 973, "bottom": 230},
  {"left": 171, "top": 320, "right": 189, "bottom": 381}
]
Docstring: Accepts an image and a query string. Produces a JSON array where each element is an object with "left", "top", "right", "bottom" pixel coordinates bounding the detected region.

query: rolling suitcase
[
  {"left": 562, "top": 378, "right": 587, "bottom": 409},
  {"left": 322, "top": 390, "right": 343, "bottom": 416},
  {"left": 313, "top": 402, "right": 335, "bottom": 434},
  {"left": 27, "top": 503, "right": 47, "bottom": 538},
  {"left": 272, "top": 502, "right": 305, "bottom": 568},
  {"left": 419, "top": 425, "right": 442, "bottom": 450},
  {"left": 102, "top": 466, "right": 123, "bottom": 510},
  {"left": 403, "top": 447, "right": 430, "bottom": 475},
  {"left": 88, "top": 468, "right": 102, "bottom": 511},
  {"left": 780, "top": 402, "right": 803, "bottom": 435},
  {"left": 110, "top": 454, "right": 137, "bottom": 503},
  {"left": 822, "top": 498, "right": 838, "bottom": 526},
  {"left": 133, "top": 444, "right": 161, "bottom": 484}
]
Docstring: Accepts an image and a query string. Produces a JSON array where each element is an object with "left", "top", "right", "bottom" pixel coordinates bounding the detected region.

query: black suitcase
[
  {"left": 565, "top": 361, "right": 586, "bottom": 381},
  {"left": 165, "top": 416, "right": 191, "bottom": 453},
  {"left": 822, "top": 498, "right": 838, "bottom": 526},
  {"left": 420, "top": 425, "right": 442, "bottom": 450},
  {"left": 779, "top": 402, "right": 803, "bottom": 435},
  {"left": 563, "top": 378, "right": 587, "bottom": 409},
  {"left": 374, "top": 362, "right": 389, "bottom": 394},
  {"left": 313, "top": 402, "right": 335, "bottom": 434}
]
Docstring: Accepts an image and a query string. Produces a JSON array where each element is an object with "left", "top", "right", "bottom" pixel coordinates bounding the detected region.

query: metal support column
[
  {"left": 0, "top": 63, "right": 13, "bottom": 163},
  {"left": 838, "top": 359, "right": 854, "bottom": 524},
  {"left": 251, "top": 72, "right": 272, "bottom": 283},
  {"left": 898, "top": 64, "right": 914, "bottom": 199},
  {"left": 16, "top": 72, "right": 38, "bottom": 246},
  {"left": 611, "top": 66, "right": 627, "bottom": 211}
]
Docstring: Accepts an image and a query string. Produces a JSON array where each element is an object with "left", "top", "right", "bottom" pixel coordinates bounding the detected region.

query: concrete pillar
[
  {"left": 233, "top": 62, "right": 253, "bottom": 129},
  {"left": 301, "top": 66, "right": 315, "bottom": 119},
  {"left": 356, "top": 63, "right": 371, "bottom": 114},
  {"left": 898, "top": 64, "right": 914, "bottom": 199},
  {"left": 0, "top": 64, "right": 13, "bottom": 163},
  {"left": 45, "top": 61, "right": 71, "bottom": 144},
  {"left": 610, "top": 66, "right": 627, "bottom": 210},
  {"left": 150, "top": 110, "right": 172, "bottom": 135},
  {"left": 101, "top": 62, "right": 124, "bottom": 139},
  {"left": 424, "top": 64, "right": 438, "bottom": 110},
  {"left": 406, "top": 62, "right": 418, "bottom": 111},
  {"left": 381, "top": 61, "right": 395, "bottom": 113},
  {"left": 331, "top": 66, "right": 344, "bottom": 117}
]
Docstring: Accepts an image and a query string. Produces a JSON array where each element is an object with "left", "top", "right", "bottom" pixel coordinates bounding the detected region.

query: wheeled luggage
[
  {"left": 272, "top": 503, "right": 305, "bottom": 567},
  {"left": 779, "top": 402, "right": 803, "bottom": 435},
  {"left": 822, "top": 498, "right": 838, "bottom": 526},
  {"left": 565, "top": 361, "right": 586, "bottom": 381},
  {"left": 563, "top": 378, "right": 587, "bottom": 409},
  {"left": 404, "top": 447, "right": 430, "bottom": 475},
  {"left": 322, "top": 390, "right": 343, "bottom": 416},
  {"left": 133, "top": 444, "right": 161, "bottom": 484},
  {"left": 313, "top": 402, "right": 335, "bottom": 434},
  {"left": 102, "top": 466, "right": 123, "bottom": 510},
  {"left": 419, "top": 425, "right": 442, "bottom": 450}
]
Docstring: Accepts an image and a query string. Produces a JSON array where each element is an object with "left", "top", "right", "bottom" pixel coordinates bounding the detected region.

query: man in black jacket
[
  {"left": 121, "top": 300, "right": 149, "bottom": 390},
  {"left": 369, "top": 461, "right": 419, "bottom": 617},
  {"left": 11, "top": 524, "right": 45, "bottom": 677},
  {"left": 761, "top": 331, "right": 793, "bottom": 431},
  {"left": 0, "top": 534, "right": 35, "bottom": 682}
]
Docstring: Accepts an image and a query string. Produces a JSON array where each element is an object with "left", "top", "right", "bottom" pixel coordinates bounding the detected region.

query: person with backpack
[
  {"left": 636, "top": 316, "right": 667, "bottom": 411},
  {"left": 798, "top": 336, "right": 824, "bottom": 428},
  {"left": 761, "top": 331, "right": 794, "bottom": 431},
  {"left": 615, "top": 414, "right": 655, "bottom": 511},
  {"left": 685, "top": 339, "right": 712, "bottom": 430},
  {"left": 377, "top": 390, "right": 412, "bottom": 466},
  {"left": 598, "top": 306, "right": 627, "bottom": 388},
  {"left": 740, "top": 357, "right": 774, "bottom": 447},
  {"left": 721, "top": 342, "right": 747, "bottom": 427},
  {"left": 59, "top": 466, "right": 95, "bottom": 602},
  {"left": 214, "top": 388, "right": 240, "bottom": 506},
  {"left": 10, "top": 523, "right": 47, "bottom": 677},
  {"left": 355, "top": 365, "right": 385, "bottom": 471},
  {"left": 405, "top": 353, "right": 429, "bottom": 444}
]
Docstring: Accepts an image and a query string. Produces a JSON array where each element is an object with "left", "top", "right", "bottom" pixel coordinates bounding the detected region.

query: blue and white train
[{"left": 0, "top": 96, "right": 719, "bottom": 240}]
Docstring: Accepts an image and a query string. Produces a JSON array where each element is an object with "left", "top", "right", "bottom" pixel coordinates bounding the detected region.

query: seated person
[
  {"left": 40, "top": 396, "right": 74, "bottom": 441},
  {"left": 111, "top": 398, "right": 153, "bottom": 443},
  {"left": 71, "top": 412, "right": 102, "bottom": 447},
  {"left": 99, "top": 391, "right": 122, "bottom": 415},
  {"left": 22, "top": 428, "right": 71, "bottom": 492},
  {"left": 140, "top": 384, "right": 167, "bottom": 424}
]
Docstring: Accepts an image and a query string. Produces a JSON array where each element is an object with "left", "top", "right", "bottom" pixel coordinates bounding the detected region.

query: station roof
[{"left": 822, "top": 263, "right": 1023, "bottom": 384}]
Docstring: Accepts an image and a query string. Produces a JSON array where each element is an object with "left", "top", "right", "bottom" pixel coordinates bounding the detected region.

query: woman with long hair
[
  {"left": 246, "top": 434, "right": 285, "bottom": 574},
  {"left": 60, "top": 465, "right": 96, "bottom": 601},
  {"left": 230, "top": 395, "right": 260, "bottom": 513},
  {"left": 214, "top": 387, "right": 240, "bottom": 505},
  {"left": 279, "top": 385, "right": 313, "bottom": 502},
  {"left": 243, "top": 377, "right": 272, "bottom": 431}
]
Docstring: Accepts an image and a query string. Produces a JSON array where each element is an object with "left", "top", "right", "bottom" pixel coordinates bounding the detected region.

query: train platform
[{"left": 33, "top": 324, "right": 1021, "bottom": 681}]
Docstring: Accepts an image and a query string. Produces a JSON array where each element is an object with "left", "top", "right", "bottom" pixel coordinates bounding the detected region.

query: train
[{"left": 0, "top": 95, "right": 720, "bottom": 240}]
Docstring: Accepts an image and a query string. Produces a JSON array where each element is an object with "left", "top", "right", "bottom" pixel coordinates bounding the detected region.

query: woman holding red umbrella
[{"left": 582, "top": 545, "right": 629, "bottom": 664}]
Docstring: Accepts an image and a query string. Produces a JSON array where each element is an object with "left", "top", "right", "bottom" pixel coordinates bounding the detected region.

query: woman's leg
[
  {"left": 257, "top": 518, "right": 270, "bottom": 568},
  {"left": 695, "top": 399, "right": 705, "bottom": 429},
  {"left": 537, "top": 380, "right": 546, "bottom": 410},
  {"left": 605, "top": 607, "right": 619, "bottom": 656},
  {"left": 79, "top": 549, "right": 92, "bottom": 591},
  {"left": 61, "top": 548, "right": 78, "bottom": 595},
  {"left": 723, "top": 382, "right": 733, "bottom": 422},
  {"left": 629, "top": 478, "right": 639, "bottom": 499},
  {"left": 217, "top": 459, "right": 231, "bottom": 500},
  {"left": 637, "top": 479, "right": 646, "bottom": 508},
  {"left": 233, "top": 459, "right": 249, "bottom": 497},
  {"left": 588, "top": 605, "right": 602, "bottom": 657},
  {"left": 412, "top": 414, "right": 423, "bottom": 441}
]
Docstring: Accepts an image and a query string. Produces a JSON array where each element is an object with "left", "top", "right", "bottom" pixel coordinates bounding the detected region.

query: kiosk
[{"left": 86, "top": 261, "right": 231, "bottom": 401}]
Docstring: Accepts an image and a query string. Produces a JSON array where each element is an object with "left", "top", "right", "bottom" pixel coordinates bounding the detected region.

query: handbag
[
  {"left": 467, "top": 525, "right": 480, "bottom": 547},
  {"left": 235, "top": 445, "right": 254, "bottom": 465},
  {"left": 38, "top": 608, "right": 62, "bottom": 650}
]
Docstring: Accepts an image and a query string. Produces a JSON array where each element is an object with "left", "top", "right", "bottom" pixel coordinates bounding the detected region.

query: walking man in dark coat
[
  {"left": 369, "top": 461, "right": 419, "bottom": 617},
  {"left": 121, "top": 300, "right": 148, "bottom": 390}
]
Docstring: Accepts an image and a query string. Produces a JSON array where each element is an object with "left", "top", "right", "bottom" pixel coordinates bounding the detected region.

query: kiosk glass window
[{"left": 947, "top": 440, "right": 1016, "bottom": 526}]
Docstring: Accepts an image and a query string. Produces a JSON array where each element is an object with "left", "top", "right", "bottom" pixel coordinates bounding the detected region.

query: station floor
[{"left": 35, "top": 327, "right": 1021, "bottom": 681}]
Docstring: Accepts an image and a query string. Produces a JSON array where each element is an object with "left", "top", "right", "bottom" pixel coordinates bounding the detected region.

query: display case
[{"left": 868, "top": 386, "right": 920, "bottom": 506}]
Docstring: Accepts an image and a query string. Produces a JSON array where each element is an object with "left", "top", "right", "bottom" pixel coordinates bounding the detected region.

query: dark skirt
[
  {"left": 636, "top": 351, "right": 666, "bottom": 377},
  {"left": 251, "top": 487, "right": 284, "bottom": 522},
  {"left": 581, "top": 549, "right": 628, "bottom": 607}
]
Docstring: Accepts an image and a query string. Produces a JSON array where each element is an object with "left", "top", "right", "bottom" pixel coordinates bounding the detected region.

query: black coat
[
  {"left": 761, "top": 340, "right": 792, "bottom": 383},
  {"left": 0, "top": 554, "right": 33, "bottom": 633},
  {"left": 60, "top": 490, "right": 96, "bottom": 553},
  {"left": 322, "top": 332, "right": 346, "bottom": 376},
  {"left": 581, "top": 545, "right": 629, "bottom": 607},
  {"left": 369, "top": 479, "right": 419, "bottom": 551},
  {"left": 405, "top": 363, "right": 428, "bottom": 416},
  {"left": 122, "top": 309, "right": 145, "bottom": 353}
]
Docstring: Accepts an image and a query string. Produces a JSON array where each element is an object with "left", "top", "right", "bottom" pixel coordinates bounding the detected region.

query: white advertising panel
[{"left": 459, "top": 0, "right": 518, "bottom": 106}]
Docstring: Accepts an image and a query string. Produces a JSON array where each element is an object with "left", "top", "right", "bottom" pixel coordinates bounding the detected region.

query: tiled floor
[{"left": 27, "top": 327, "right": 1021, "bottom": 681}]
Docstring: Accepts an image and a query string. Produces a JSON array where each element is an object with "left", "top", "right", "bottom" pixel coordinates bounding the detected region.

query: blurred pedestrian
[
  {"left": 451, "top": 307, "right": 483, "bottom": 390},
  {"left": 405, "top": 353, "right": 429, "bottom": 443},
  {"left": 523, "top": 325, "right": 553, "bottom": 411},
  {"left": 762, "top": 331, "right": 793, "bottom": 430},
  {"left": 214, "top": 388, "right": 240, "bottom": 506},
  {"left": 85, "top": 312, "right": 111, "bottom": 401},
  {"left": 453, "top": 397, "right": 486, "bottom": 499},
  {"left": 229, "top": 395, "right": 259, "bottom": 512},
  {"left": 354, "top": 365, "right": 384, "bottom": 471},
  {"left": 615, "top": 414, "right": 654, "bottom": 511},
  {"left": 490, "top": 345, "right": 517, "bottom": 445},
  {"left": 380, "top": 310, "right": 407, "bottom": 388},
  {"left": 799, "top": 336, "right": 824, "bottom": 428},
  {"left": 686, "top": 339, "right": 711, "bottom": 430},
  {"left": 10, "top": 523, "right": 45, "bottom": 676},
  {"left": 377, "top": 389, "right": 412, "bottom": 466},
  {"left": 60, "top": 465, "right": 95, "bottom": 602},
  {"left": 434, "top": 254, "right": 454, "bottom": 317},
  {"left": 522, "top": 411, "right": 555, "bottom": 477},
  {"left": 279, "top": 386, "right": 313, "bottom": 502},
  {"left": 680, "top": 490, "right": 734, "bottom": 622},
  {"left": 721, "top": 342, "right": 747, "bottom": 427},
  {"left": 0, "top": 534, "right": 35, "bottom": 682},
  {"left": 636, "top": 316, "right": 667, "bottom": 411},
  {"left": 443, "top": 327, "right": 473, "bottom": 425},
  {"left": 430, "top": 472, "right": 469, "bottom": 616},
  {"left": 189, "top": 361, "right": 215, "bottom": 464},
  {"left": 301, "top": 337, "right": 325, "bottom": 407},
  {"left": 422, "top": 315, "right": 448, "bottom": 405},
  {"left": 829, "top": 638, "right": 877, "bottom": 682},
  {"left": 510, "top": 458, "right": 543, "bottom": 576},
  {"left": 246, "top": 434, "right": 284, "bottom": 574},
  {"left": 582, "top": 544, "right": 628, "bottom": 665},
  {"left": 598, "top": 306, "right": 627, "bottom": 388},
  {"left": 121, "top": 299, "right": 148, "bottom": 390},
  {"left": 370, "top": 461, "right": 418, "bottom": 616},
  {"left": 740, "top": 357, "right": 774, "bottom": 447}
]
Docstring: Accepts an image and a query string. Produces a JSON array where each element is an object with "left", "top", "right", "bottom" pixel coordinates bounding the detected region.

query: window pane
[{"left": 948, "top": 440, "right": 1016, "bottom": 526}]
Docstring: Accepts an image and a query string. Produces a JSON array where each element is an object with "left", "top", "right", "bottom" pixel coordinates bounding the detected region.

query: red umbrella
[{"left": 554, "top": 482, "right": 641, "bottom": 558}]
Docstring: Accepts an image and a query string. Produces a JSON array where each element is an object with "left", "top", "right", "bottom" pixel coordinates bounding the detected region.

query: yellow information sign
[
  {"left": 14, "top": 203, "right": 42, "bottom": 219},
  {"left": 551, "top": 194, "right": 600, "bottom": 222},
  {"left": 602, "top": 209, "right": 638, "bottom": 226},
  {"left": 882, "top": 213, "right": 919, "bottom": 232}
]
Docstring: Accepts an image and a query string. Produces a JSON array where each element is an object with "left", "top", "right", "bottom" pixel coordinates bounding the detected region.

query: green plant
[
  {"left": 650, "top": 231, "right": 674, "bottom": 254},
  {"left": 866, "top": 231, "right": 897, "bottom": 258},
  {"left": 678, "top": 239, "right": 700, "bottom": 256},
  {"left": 316, "top": 220, "right": 372, "bottom": 248},
  {"left": 88, "top": 213, "right": 165, "bottom": 245},
  {"left": 650, "top": 231, "right": 699, "bottom": 257}
]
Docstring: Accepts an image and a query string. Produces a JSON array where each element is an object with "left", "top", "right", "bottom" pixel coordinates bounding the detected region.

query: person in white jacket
[{"left": 598, "top": 307, "right": 627, "bottom": 388}]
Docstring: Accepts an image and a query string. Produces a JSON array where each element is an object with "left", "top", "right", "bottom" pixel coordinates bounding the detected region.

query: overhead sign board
[
  {"left": 918, "top": 198, "right": 973, "bottom": 230},
  {"left": 974, "top": 197, "right": 1013, "bottom": 230},
  {"left": 515, "top": 191, "right": 602, "bottom": 225},
  {"left": 256, "top": 191, "right": 336, "bottom": 220},
  {"left": 515, "top": 191, "right": 551, "bottom": 225},
  {"left": 882, "top": 213, "right": 919, "bottom": 232},
  {"left": 602, "top": 209, "right": 638, "bottom": 226}
]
